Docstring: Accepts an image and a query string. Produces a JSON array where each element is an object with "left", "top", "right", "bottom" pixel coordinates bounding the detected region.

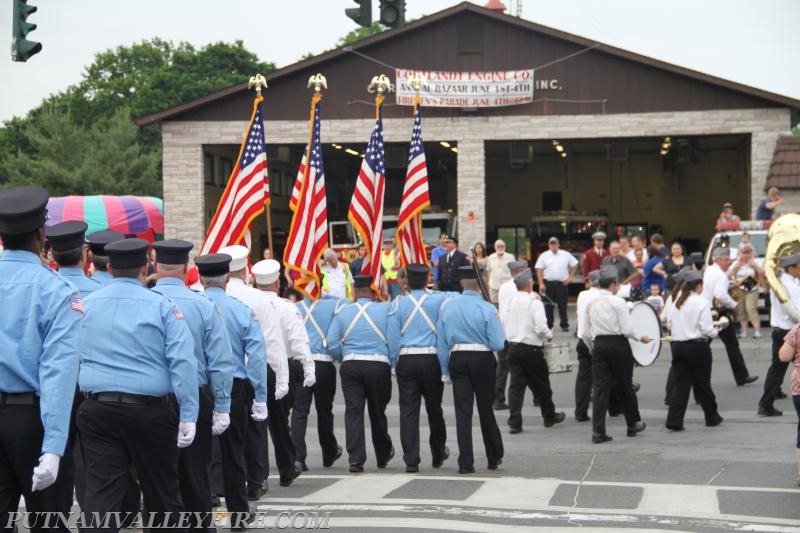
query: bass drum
[
  {"left": 628, "top": 302, "right": 662, "bottom": 366},
  {"left": 544, "top": 343, "right": 572, "bottom": 373}
]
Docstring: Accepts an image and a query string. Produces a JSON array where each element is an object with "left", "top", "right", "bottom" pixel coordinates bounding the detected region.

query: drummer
[
  {"left": 575, "top": 270, "right": 602, "bottom": 422},
  {"left": 665, "top": 271, "right": 724, "bottom": 430},
  {"left": 583, "top": 266, "right": 651, "bottom": 444}
]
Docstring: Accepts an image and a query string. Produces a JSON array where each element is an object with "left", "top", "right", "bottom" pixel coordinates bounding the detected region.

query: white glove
[
  {"left": 441, "top": 374, "right": 451, "bottom": 385},
  {"left": 391, "top": 368, "right": 397, "bottom": 378},
  {"left": 251, "top": 401, "right": 268, "bottom": 421},
  {"left": 31, "top": 453, "right": 60, "bottom": 492},
  {"left": 211, "top": 412, "right": 230, "bottom": 435},
  {"left": 275, "top": 382, "right": 289, "bottom": 400},
  {"left": 303, "top": 373, "right": 316, "bottom": 388},
  {"left": 177, "top": 422, "right": 196, "bottom": 448}
]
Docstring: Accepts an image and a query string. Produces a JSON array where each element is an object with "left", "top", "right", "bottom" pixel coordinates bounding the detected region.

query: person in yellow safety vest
[
  {"left": 321, "top": 248, "right": 353, "bottom": 301},
  {"left": 381, "top": 238, "right": 402, "bottom": 301}
]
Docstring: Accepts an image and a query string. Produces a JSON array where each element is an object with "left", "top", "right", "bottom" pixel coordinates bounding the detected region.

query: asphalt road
[{"left": 239, "top": 304, "right": 799, "bottom": 532}]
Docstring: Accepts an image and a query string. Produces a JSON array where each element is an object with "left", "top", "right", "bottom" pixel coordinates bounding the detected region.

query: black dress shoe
[
  {"left": 324, "top": 445, "right": 343, "bottom": 467},
  {"left": 738, "top": 375, "right": 759, "bottom": 385},
  {"left": 246, "top": 484, "right": 267, "bottom": 501},
  {"left": 230, "top": 511, "right": 257, "bottom": 532},
  {"left": 349, "top": 463, "right": 364, "bottom": 473},
  {"left": 279, "top": 468, "right": 301, "bottom": 487},
  {"left": 592, "top": 433, "right": 613, "bottom": 444},
  {"left": 487, "top": 458, "right": 502, "bottom": 470},
  {"left": 295, "top": 460, "right": 308, "bottom": 472},
  {"left": 627, "top": 421, "right": 647, "bottom": 437},
  {"left": 378, "top": 446, "right": 395, "bottom": 468},
  {"left": 405, "top": 465, "right": 419, "bottom": 473},
  {"left": 776, "top": 390, "right": 788, "bottom": 399},
  {"left": 664, "top": 424, "right": 685, "bottom": 432},
  {"left": 458, "top": 466, "right": 475, "bottom": 474},
  {"left": 561, "top": 326, "right": 570, "bottom": 332},
  {"left": 432, "top": 446, "right": 449, "bottom": 468},
  {"left": 493, "top": 402, "right": 509, "bottom": 411},
  {"left": 509, "top": 426, "right": 523, "bottom": 434},
  {"left": 757, "top": 407, "right": 783, "bottom": 417},
  {"left": 608, "top": 410, "right": 620, "bottom": 417},
  {"left": 632, "top": 382, "right": 641, "bottom": 393},
  {"left": 575, "top": 414, "right": 590, "bottom": 422},
  {"left": 210, "top": 494, "right": 221, "bottom": 507},
  {"left": 544, "top": 412, "right": 566, "bottom": 427},
  {"left": 706, "top": 415, "right": 723, "bottom": 427}
]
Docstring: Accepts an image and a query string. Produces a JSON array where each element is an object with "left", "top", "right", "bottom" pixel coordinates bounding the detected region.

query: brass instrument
[
  {"left": 728, "top": 274, "right": 757, "bottom": 303},
  {"left": 764, "top": 213, "right": 800, "bottom": 321}
]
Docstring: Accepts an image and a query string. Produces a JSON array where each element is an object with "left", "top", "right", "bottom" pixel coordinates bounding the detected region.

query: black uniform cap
[
  {"left": 458, "top": 265, "right": 478, "bottom": 279},
  {"left": 45, "top": 220, "right": 88, "bottom": 252},
  {"left": 195, "top": 253, "right": 232, "bottom": 277},
  {"left": 105, "top": 238, "right": 149, "bottom": 269},
  {"left": 152, "top": 239, "right": 193, "bottom": 265},
  {"left": 353, "top": 275, "right": 372, "bottom": 289},
  {"left": 0, "top": 185, "right": 49, "bottom": 234},
  {"left": 86, "top": 230, "right": 125, "bottom": 255}
]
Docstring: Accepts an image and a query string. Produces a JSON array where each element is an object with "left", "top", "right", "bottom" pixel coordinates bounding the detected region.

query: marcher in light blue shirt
[
  {"left": 46, "top": 220, "right": 102, "bottom": 297},
  {"left": 86, "top": 229, "right": 124, "bottom": 286},
  {"left": 325, "top": 275, "right": 394, "bottom": 471}
]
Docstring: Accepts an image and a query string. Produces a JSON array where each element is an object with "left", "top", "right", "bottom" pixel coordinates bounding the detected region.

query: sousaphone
[{"left": 764, "top": 213, "right": 800, "bottom": 322}]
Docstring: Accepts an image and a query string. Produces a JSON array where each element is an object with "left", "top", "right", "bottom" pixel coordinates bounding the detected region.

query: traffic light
[
  {"left": 379, "top": 0, "right": 405, "bottom": 28},
  {"left": 345, "top": 0, "right": 372, "bottom": 28},
  {"left": 11, "top": 0, "right": 42, "bottom": 62}
]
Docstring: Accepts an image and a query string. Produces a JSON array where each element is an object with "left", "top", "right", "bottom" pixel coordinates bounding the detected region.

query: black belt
[
  {"left": 595, "top": 334, "right": 626, "bottom": 339},
  {"left": 508, "top": 342, "right": 544, "bottom": 350},
  {"left": 0, "top": 392, "right": 39, "bottom": 406},
  {"left": 89, "top": 392, "right": 171, "bottom": 406},
  {"left": 672, "top": 339, "right": 709, "bottom": 344}
]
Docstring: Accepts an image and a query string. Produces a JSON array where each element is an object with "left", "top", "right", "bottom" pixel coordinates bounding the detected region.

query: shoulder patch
[
  {"left": 70, "top": 294, "right": 84, "bottom": 313},
  {"left": 172, "top": 306, "right": 184, "bottom": 320}
]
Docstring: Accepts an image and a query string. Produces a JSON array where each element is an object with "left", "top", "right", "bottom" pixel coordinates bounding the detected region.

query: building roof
[
  {"left": 766, "top": 135, "right": 800, "bottom": 190},
  {"left": 136, "top": 2, "right": 800, "bottom": 126}
]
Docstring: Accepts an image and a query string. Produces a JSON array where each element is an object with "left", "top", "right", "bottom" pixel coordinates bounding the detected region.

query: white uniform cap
[
  {"left": 251, "top": 259, "right": 281, "bottom": 285},
  {"left": 219, "top": 245, "right": 250, "bottom": 272}
]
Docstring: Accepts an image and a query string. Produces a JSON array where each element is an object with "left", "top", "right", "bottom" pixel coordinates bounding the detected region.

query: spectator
[
  {"left": 662, "top": 241, "right": 689, "bottom": 294},
  {"left": 728, "top": 243, "right": 765, "bottom": 339},
  {"left": 645, "top": 284, "right": 665, "bottom": 314},
  {"left": 619, "top": 236, "right": 632, "bottom": 258},
  {"left": 321, "top": 247, "right": 353, "bottom": 300},
  {"left": 430, "top": 233, "right": 448, "bottom": 283},
  {"left": 630, "top": 247, "right": 645, "bottom": 289},
  {"left": 650, "top": 233, "right": 668, "bottom": 258},
  {"left": 581, "top": 231, "right": 609, "bottom": 288},
  {"left": 349, "top": 245, "right": 367, "bottom": 276},
  {"left": 601, "top": 241, "right": 637, "bottom": 283},
  {"left": 718, "top": 202, "right": 740, "bottom": 225},
  {"left": 642, "top": 245, "right": 666, "bottom": 293},
  {"left": 776, "top": 325, "right": 800, "bottom": 486},
  {"left": 627, "top": 235, "right": 649, "bottom": 263},
  {"left": 756, "top": 187, "right": 784, "bottom": 221},
  {"left": 486, "top": 239, "right": 515, "bottom": 304},
  {"left": 535, "top": 237, "right": 577, "bottom": 331}
]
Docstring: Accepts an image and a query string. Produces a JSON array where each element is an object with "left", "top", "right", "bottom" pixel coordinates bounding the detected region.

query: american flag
[
  {"left": 284, "top": 97, "right": 328, "bottom": 299},
  {"left": 396, "top": 103, "right": 431, "bottom": 267},
  {"left": 347, "top": 104, "right": 386, "bottom": 296},
  {"left": 200, "top": 97, "right": 269, "bottom": 255}
]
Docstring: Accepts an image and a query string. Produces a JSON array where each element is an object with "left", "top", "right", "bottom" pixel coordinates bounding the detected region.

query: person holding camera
[{"left": 727, "top": 243, "right": 765, "bottom": 339}]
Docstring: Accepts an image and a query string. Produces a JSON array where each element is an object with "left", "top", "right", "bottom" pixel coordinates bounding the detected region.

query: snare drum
[{"left": 544, "top": 343, "right": 572, "bottom": 373}]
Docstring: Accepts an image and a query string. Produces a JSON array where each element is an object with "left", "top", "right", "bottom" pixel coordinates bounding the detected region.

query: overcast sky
[{"left": 1, "top": 0, "right": 797, "bottom": 124}]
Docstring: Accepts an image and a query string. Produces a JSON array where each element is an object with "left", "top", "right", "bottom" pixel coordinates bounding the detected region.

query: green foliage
[{"left": 336, "top": 22, "right": 385, "bottom": 47}]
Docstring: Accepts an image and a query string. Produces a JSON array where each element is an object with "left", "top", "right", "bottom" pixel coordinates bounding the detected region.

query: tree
[{"left": 336, "top": 22, "right": 385, "bottom": 47}]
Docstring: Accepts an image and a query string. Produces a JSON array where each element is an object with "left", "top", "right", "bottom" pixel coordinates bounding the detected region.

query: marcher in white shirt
[
  {"left": 759, "top": 254, "right": 800, "bottom": 416},
  {"left": 494, "top": 260, "right": 531, "bottom": 411},
  {"left": 662, "top": 266, "right": 694, "bottom": 406},
  {"left": 583, "top": 266, "right": 650, "bottom": 444},
  {"left": 251, "top": 259, "right": 316, "bottom": 487},
  {"left": 535, "top": 236, "right": 578, "bottom": 331},
  {"left": 486, "top": 239, "right": 515, "bottom": 304},
  {"left": 502, "top": 269, "right": 564, "bottom": 432},
  {"left": 665, "top": 271, "right": 723, "bottom": 431},
  {"left": 574, "top": 270, "right": 602, "bottom": 422},
  {"left": 702, "top": 247, "right": 758, "bottom": 386}
]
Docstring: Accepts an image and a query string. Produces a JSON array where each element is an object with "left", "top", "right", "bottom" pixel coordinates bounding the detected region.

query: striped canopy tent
[{"left": 45, "top": 195, "right": 164, "bottom": 242}]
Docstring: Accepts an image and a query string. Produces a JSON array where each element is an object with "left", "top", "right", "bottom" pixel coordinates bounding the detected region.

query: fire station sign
[{"left": 395, "top": 69, "right": 535, "bottom": 108}]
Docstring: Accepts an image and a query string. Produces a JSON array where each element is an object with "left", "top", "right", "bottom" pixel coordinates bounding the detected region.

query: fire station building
[{"left": 137, "top": 2, "right": 800, "bottom": 259}]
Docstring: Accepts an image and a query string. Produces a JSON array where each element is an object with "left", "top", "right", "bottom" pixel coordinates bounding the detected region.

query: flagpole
[{"left": 248, "top": 74, "right": 273, "bottom": 257}]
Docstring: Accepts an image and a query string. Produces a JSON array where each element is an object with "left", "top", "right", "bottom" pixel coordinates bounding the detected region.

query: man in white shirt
[
  {"left": 535, "top": 236, "right": 578, "bottom": 331},
  {"left": 494, "top": 260, "right": 530, "bottom": 410},
  {"left": 574, "top": 270, "right": 601, "bottom": 422},
  {"left": 251, "top": 259, "right": 317, "bottom": 487},
  {"left": 627, "top": 235, "right": 649, "bottom": 263},
  {"left": 702, "top": 247, "right": 758, "bottom": 386},
  {"left": 583, "top": 266, "right": 651, "bottom": 444},
  {"left": 759, "top": 253, "right": 800, "bottom": 416},
  {"left": 220, "top": 245, "right": 290, "bottom": 499},
  {"left": 502, "top": 269, "right": 564, "bottom": 433},
  {"left": 321, "top": 248, "right": 353, "bottom": 301},
  {"left": 486, "top": 239, "right": 515, "bottom": 304}
]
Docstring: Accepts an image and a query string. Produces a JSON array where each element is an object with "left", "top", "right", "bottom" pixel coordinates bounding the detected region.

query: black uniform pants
[
  {"left": 396, "top": 354, "right": 447, "bottom": 467},
  {"left": 449, "top": 351, "right": 504, "bottom": 469},
  {"left": 666, "top": 340, "right": 720, "bottom": 427},
  {"left": 177, "top": 388, "right": 213, "bottom": 531},
  {"left": 267, "top": 361, "right": 298, "bottom": 481},
  {"left": 507, "top": 344, "right": 556, "bottom": 428},
  {"left": 759, "top": 328, "right": 791, "bottom": 410},
  {"left": 244, "top": 378, "right": 268, "bottom": 495},
  {"left": 591, "top": 336, "right": 641, "bottom": 435},
  {"left": 544, "top": 280, "right": 569, "bottom": 329},
  {"left": 291, "top": 360, "right": 339, "bottom": 466},
  {"left": 339, "top": 360, "right": 393, "bottom": 467},
  {"left": 77, "top": 398, "right": 185, "bottom": 532},
  {"left": 575, "top": 339, "right": 592, "bottom": 419},
  {"left": 493, "top": 343, "right": 510, "bottom": 405},
  {"left": 219, "top": 379, "right": 248, "bottom": 513},
  {"left": 717, "top": 322, "right": 751, "bottom": 384},
  {"left": 0, "top": 401, "right": 74, "bottom": 533}
]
